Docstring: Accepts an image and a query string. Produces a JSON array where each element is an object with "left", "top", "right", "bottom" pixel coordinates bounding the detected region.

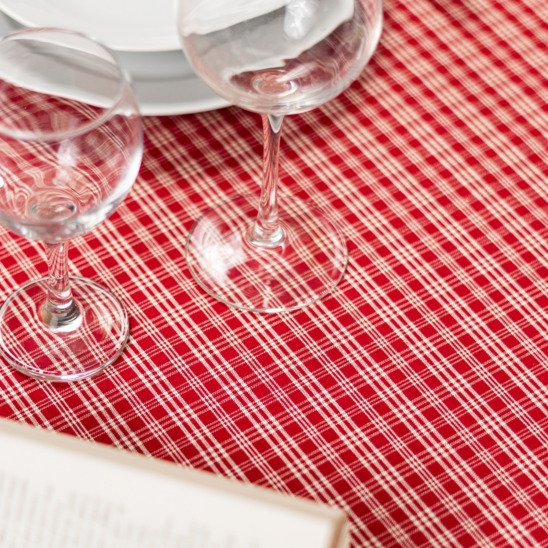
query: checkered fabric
[{"left": 0, "top": 0, "right": 547, "bottom": 545}]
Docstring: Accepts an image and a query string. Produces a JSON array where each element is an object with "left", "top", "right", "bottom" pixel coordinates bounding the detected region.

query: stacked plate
[{"left": 0, "top": 0, "right": 228, "bottom": 116}]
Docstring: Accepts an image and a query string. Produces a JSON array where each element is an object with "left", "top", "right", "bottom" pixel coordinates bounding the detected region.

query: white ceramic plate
[
  {"left": 0, "top": 11, "right": 229, "bottom": 116},
  {"left": 0, "top": 0, "right": 180, "bottom": 52}
]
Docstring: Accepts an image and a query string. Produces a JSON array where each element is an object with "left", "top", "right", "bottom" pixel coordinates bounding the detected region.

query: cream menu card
[{"left": 0, "top": 418, "right": 349, "bottom": 547}]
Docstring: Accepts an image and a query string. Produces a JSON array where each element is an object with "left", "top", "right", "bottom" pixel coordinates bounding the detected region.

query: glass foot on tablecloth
[
  {"left": 0, "top": 276, "right": 129, "bottom": 382},
  {"left": 185, "top": 194, "right": 348, "bottom": 313}
]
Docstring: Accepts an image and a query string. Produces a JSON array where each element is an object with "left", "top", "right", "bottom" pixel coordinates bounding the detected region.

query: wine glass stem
[
  {"left": 42, "top": 241, "right": 82, "bottom": 332},
  {"left": 250, "top": 114, "right": 286, "bottom": 247}
]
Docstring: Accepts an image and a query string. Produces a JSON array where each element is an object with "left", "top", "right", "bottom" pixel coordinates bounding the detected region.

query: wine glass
[
  {"left": 177, "top": 0, "right": 382, "bottom": 312},
  {"left": 0, "top": 28, "right": 143, "bottom": 381}
]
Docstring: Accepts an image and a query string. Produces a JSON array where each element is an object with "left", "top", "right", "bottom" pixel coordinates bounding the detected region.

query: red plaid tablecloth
[{"left": 1, "top": 0, "right": 547, "bottom": 545}]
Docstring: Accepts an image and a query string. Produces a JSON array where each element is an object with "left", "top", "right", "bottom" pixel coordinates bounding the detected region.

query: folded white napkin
[
  {"left": 180, "top": 0, "right": 355, "bottom": 74},
  {"left": 180, "top": 0, "right": 354, "bottom": 39},
  {"left": 180, "top": 0, "right": 288, "bottom": 36}
]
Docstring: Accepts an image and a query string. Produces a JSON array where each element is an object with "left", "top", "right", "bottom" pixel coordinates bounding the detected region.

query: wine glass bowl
[
  {"left": 0, "top": 28, "right": 143, "bottom": 381},
  {"left": 179, "top": 0, "right": 382, "bottom": 115},
  {"left": 178, "top": 0, "right": 383, "bottom": 312}
]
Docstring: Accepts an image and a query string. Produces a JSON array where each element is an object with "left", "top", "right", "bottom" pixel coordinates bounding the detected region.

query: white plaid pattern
[{"left": 0, "top": 0, "right": 547, "bottom": 545}]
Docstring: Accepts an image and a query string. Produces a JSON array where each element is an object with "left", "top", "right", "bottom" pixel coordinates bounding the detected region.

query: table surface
[{"left": 1, "top": 0, "right": 547, "bottom": 546}]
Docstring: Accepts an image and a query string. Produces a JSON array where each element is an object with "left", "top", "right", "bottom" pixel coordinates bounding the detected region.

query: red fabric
[{"left": 1, "top": 0, "right": 547, "bottom": 545}]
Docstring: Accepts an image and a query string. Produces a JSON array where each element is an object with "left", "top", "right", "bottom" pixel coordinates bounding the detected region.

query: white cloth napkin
[
  {"left": 180, "top": 0, "right": 355, "bottom": 74},
  {"left": 180, "top": 0, "right": 288, "bottom": 36},
  {"left": 180, "top": 0, "right": 354, "bottom": 39}
]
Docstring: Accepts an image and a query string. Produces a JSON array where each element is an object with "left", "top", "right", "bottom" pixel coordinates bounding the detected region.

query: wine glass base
[
  {"left": 0, "top": 277, "right": 129, "bottom": 382},
  {"left": 186, "top": 195, "right": 348, "bottom": 313}
]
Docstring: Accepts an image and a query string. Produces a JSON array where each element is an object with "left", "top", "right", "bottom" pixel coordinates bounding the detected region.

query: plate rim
[
  {"left": 0, "top": 0, "right": 181, "bottom": 52},
  {"left": 0, "top": 10, "right": 229, "bottom": 116}
]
